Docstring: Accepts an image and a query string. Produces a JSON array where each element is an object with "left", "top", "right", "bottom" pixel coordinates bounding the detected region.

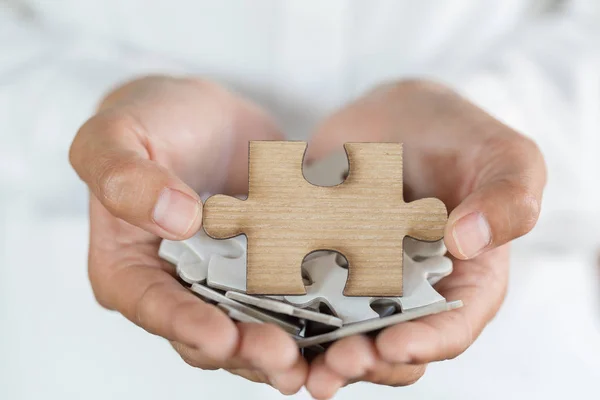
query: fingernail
[
  {"left": 452, "top": 212, "right": 491, "bottom": 258},
  {"left": 153, "top": 188, "right": 201, "bottom": 236}
]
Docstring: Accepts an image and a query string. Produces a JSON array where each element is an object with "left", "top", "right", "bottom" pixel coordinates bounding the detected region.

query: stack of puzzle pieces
[{"left": 159, "top": 151, "right": 462, "bottom": 353}]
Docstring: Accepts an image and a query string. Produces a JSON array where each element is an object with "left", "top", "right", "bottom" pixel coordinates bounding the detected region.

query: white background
[{"left": 1, "top": 1, "right": 600, "bottom": 398}]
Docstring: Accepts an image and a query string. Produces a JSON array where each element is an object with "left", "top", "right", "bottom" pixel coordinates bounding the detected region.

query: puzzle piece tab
[{"left": 203, "top": 141, "right": 448, "bottom": 296}]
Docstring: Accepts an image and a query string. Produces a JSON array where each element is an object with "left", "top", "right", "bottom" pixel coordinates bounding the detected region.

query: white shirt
[{"left": 1, "top": 1, "right": 599, "bottom": 399}]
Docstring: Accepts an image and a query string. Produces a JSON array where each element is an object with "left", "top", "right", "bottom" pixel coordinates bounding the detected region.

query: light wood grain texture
[{"left": 203, "top": 141, "right": 448, "bottom": 296}]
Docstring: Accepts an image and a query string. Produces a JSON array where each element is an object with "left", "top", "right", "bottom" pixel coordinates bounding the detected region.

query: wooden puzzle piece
[
  {"left": 296, "top": 300, "right": 463, "bottom": 348},
  {"left": 203, "top": 141, "right": 448, "bottom": 296},
  {"left": 205, "top": 150, "right": 348, "bottom": 292},
  {"left": 206, "top": 253, "right": 247, "bottom": 293}
]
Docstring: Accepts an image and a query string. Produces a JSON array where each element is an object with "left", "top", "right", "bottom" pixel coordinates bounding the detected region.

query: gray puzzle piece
[
  {"left": 393, "top": 255, "right": 452, "bottom": 312},
  {"left": 285, "top": 253, "right": 380, "bottom": 324},
  {"left": 405, "top": 238, "right": 447, "bottom": 261},
  {"left": 159, "top": 231, "right": 245, "bottom": 284},
  {"left": 286, "top": 253, "right": 453, "bottom": 324},
  {"left": 177, "top": 249, "right": 208, "bottom": 284},
  {"left": 296, "top": 300, "right": 463, "bottom": 348},
  {"left": 206, "top": 251, "right": 247, "bottom": 292},
  {"left": 226, "top": 291, "right": 343, "bottom": 327}
]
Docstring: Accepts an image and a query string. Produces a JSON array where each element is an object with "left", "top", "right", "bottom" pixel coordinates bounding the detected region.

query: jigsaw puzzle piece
[
  {"left": 206, "top": 253, "right": 246, "bottom": 293},
  {"left": 177, "top": 249, "right": 208, "bottom": 284},
  {"left": 190, "top": 283, "right": 302, "bottom": 334},
  {"left": 204, "top": 141, "right": 448, "bottom": 296},
  {"left": 285, "top": 253, "right": 380, "bottom": 324},
  {"left": 391, "top": 255, "right": 453, "bottom": 312},
  {"left": 404, "top": 238, "right": 447, "bottom": 260},
  {"left": 226, "top": 291, "right": 343, "bottom": 327},
  {"left": 158, "top": 240, "right": 188, "bottom": 265},
  {"left": 297, "top": 300, "right": 463, "bottom": 348},
  {"left": 159, "top": 231, "right": 246, "bottom": 283},
  {"left": 184, "top": 230, "right": 245, "bottom": 260}
]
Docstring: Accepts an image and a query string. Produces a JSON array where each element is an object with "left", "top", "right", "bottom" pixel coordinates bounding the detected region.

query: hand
[
  {"left": 69, "top": 76, "right": 308, "bottom": 394},
  {"left": 302, "top": 80, "right": 546, "bottom": 398}
]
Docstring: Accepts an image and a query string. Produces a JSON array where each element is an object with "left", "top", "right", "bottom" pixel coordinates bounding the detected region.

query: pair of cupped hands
[{"left": 69, "top": 76, "right": 546, "bottom": 399}]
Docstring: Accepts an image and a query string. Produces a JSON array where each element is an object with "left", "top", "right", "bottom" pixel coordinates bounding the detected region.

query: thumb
[
  {"left": 70, "top": 111, "right": 202, "bottom": 240},
  {"left": 444, "top": 139, "right": 547, "bottom": 259}
]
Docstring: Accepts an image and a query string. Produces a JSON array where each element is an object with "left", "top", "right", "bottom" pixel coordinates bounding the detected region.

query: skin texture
[{"left": 69, "top": 76, "right": 546, "bottom": 398}]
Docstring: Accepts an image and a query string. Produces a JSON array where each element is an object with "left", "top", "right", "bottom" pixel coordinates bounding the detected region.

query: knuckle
[
  {"left": 87, "top": 259, "right": 114, "bottom": 310},
  {"left": 504, "top": 181, "right": 540, "bottom": 236},
  {"left": 134, "top": 280, "right": 170, "bottom": 331},
  {"left": 96, "top": 157, "right": 142, "bottom": 213},
  {"left": 172, "top": 342, "right": 220, "bottom": 370},
  {"left": 399, "top": 365, "right": 427, "bottom": 386}
]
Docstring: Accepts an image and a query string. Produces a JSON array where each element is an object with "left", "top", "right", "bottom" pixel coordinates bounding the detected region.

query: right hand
[{"left": 69, "top": 76, "right": 308, "bottom": 394}]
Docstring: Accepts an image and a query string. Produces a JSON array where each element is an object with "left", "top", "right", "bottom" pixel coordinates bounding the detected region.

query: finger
[
  {"left": 308, "top": 81, "right": 546, "bottom": 260},
  {"left": 171, "top": 341, "right": 297, "bottom": 390},
  {"left": 268, "top": 357, "right": 309, "bottom": 396},
  {"left": 360, "top": 360, "right": 427, "bottom": 387},
  {"left": 236, "top": 323, "right": 300, "bottom": 373},
  {"left": 323, "top": 335, "right": 426, "bottom": 387},
  {"left": 323, "top": 335, "right": 376, "bottom": 379},
  {"left": 170, "top": 341, "right": 250, "bottom": 371},
  {"left": 444, "top": 137, "right": 546, "bottom": 259},
  {"left": 173, "top": 324, "right": 307, "bottom": 395},
  {"left": 70, "top": 110, "right": 204, "bottom": 240},
  {"left": 92, "top": 261, "right": 239, "bottom": 362},
  {"left": 70, "top": 77, "right": 283, "bottom": 240},
  {"left": 376, "top": 247, "right": 509, "bottom": 364},
  {"left": 305, "top": 355, "right": 346, "bottom": 400}
]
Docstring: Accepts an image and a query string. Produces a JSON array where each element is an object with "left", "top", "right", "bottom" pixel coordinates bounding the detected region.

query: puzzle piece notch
[{"left": 203, "top": 141, "right": 448, "bottom": 296}]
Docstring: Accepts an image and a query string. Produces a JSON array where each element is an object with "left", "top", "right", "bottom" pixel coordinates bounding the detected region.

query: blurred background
[{"left": 1, "top": 1, "right": 600, "bottom": 398}]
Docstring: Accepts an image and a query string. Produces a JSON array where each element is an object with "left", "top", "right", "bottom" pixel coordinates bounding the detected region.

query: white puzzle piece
[
  {"left": 206, "top": 251, "right": 314, "bottom": 301},
  {"left": 226, "top": 291, "right": 343, "bottom": 327},
  {"left": 285, "top": 253, "right": 380, "bottom": 324},
  {"left": 285, "top": 253, "right": 454, "bottom": 324},
  {"left": 404, "top": 238, "right": 447, "bottom": 261},
  {"left": 206, "top": 254, "right": 247, "bottom": 293},
  {"left": 184, "top": 230, "right": 245, "bottom": 261},
  {"left": 392, "top": 255, "right": 453, "bottom": 312},
  {"left": 190, "top": 283, "right": 301, "bottom": 335},
  {"left": 296, "top": 300, "right": 463, "bottom": 348},
  {"left": 217, "top": 303, "right": 264, "bottom": 324},
  {"left": 158, "top": 240, "right": 188, "bottom": 265},
  {"left": 159, "top": 231, "right": 246, "bottom": 285},
  {"left": 176, "top": 249, "right": 208, "bottom": 284}
]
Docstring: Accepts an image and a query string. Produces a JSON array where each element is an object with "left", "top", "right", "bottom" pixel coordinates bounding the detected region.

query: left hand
[{"left": 302, "top": 80, "right": 546, "bottom": 398}]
